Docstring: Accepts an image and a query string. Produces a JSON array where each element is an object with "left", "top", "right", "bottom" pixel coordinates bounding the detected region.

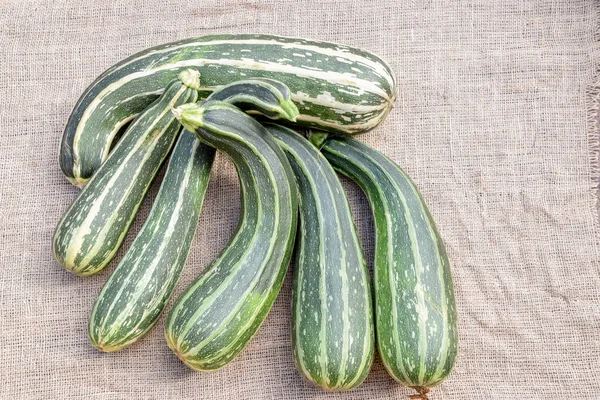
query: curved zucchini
[
  {"left": 265, "top": 123, "right": 374, "bottom": 391},
  {"left": 88, "top": 79, "right": 299, "bottom": 352},
  {"left": 165, "top": 101, "right": 298, "bottom": 371},
  {"left": 88, "top": 130, "right": 215, "bottom": 351},
  {"left": 52, "top": 70, "right": 200, "bottom": 276},
  {"left": 317, "top": 134, "right": 458, "bottom": 398},
  {"left": 60, "top": 34, "right": 397, "bottom": 185},
  {"left": 206, "top": 78, "right": 299, "bottom": 120}
]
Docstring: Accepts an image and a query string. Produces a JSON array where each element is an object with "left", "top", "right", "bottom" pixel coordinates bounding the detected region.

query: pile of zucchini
[{"left": 53, "top": 34, "right": 458, "bottom": 398}]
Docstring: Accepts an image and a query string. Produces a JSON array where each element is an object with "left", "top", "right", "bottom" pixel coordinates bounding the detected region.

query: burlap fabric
[{"left": 1, "top": 1, "right": 599, "bottom": 399}]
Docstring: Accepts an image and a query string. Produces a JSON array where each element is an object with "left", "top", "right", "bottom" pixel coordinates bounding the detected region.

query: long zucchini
[
  {"left": 88, "top": 130, "right": 215, "bottom": 351},
  {"left": 60, "top": 34, "right": 397, "bottom": 186},
  {"left": 317, "top": 134, "right": 458, "bottom": 398},
  {"left": 52, "top": 70, "right": 200, "bottom": 276},
  {"left": 88, "top": 79, "right": 299, "bottom": 351},
  {"left": 265, "top": 124, "right": 374, "bottom": 391},
  {"left": 165, "top": 101, "right": 298, "bottom": 371}
]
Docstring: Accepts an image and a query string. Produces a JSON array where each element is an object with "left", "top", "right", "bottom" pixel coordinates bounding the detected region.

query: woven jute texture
[{"left": 1, "top": 1, "right": 599, "bottom": 399}]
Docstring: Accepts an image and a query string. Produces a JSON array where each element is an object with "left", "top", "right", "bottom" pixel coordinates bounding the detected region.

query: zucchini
[
  {"left": 206, "top": 78, "right": 298, "bottom": 120},
  {"left": 88, "top": 79, "right": 299, "bottom": 352},
  {"left": 52, "top": 70, "right": 200, "bottom": 276},
  {"left": 165, "top": 101, "right": 298, "bottom": 371},
  {"left": 88, "top": 130, "right": 215, "bottom": 351},
  {"left": 265, "top": 123, "right": 374, "bottom": 391},
  {"left": 60, "top": 34, "right": 397, "bottom": 186},
  {"left": 317, "top": 134, "right": 458, "bottom": 398}
]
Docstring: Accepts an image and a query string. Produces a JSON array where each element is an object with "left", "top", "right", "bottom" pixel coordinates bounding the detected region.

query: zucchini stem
[{"left": 407, "top": 386, "right": 430, "bottom": 399}]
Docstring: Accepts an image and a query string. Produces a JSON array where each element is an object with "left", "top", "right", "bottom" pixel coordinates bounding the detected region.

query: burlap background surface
[{"left": 1, "top": 1, "right": 599, "bottom": 399}]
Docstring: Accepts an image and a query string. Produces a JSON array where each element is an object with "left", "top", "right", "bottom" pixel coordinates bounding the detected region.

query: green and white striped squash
[
  {"left": 317, "top": 134, "right": 458, "bottom": 398},
  {"left": 265, "top": 123, "right": 374, "bottom": 391},
  {"left": 87, "top": 78, "right": 300, "bottom": 352},
  {"left": 59, "top": 34, "right": 397, "bottom": 186},
  {"left": 88, "top": 130, "right": 215, "bottom": 351},
  {"left": 52, "top": 70, "right": 200, "bottom": 276},
  {"left": 206, "top": 78, "right": 299, "bottom": 120},
  {"left": 165, "top": 101, "right": 298, "bottom": 371}
]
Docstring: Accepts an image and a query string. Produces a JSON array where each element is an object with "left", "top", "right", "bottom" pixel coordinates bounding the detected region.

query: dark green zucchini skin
[
  {"left": 318, "top": 134, "right": 458, "bottom": 396},
  {"left": 206, "top": 78, "right": 299, "bottom": 120},
  {"left": 265, "top": 123, "right": 374, "bottom": 391},
  {"left": 60, "top": 34, "right": 397, "bottom": 186},
  {"left": 165, "top": 101, "right": 298, "bottom": 372},
  {"left": 52, "top": 71, "right": 200, "bottom": 276},
  {"left": 88, "top": 130, "right": 215, "bottom": 351},
  {"left": 87, "top": 78, "right": 300, "bottom": 352}
]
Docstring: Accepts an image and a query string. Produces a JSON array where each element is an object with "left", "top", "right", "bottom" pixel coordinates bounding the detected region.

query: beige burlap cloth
[{"left": 1, "top": 1, "right": 599, "bottom": 398}]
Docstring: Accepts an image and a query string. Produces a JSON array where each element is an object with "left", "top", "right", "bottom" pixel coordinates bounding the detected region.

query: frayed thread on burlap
[
  {"left": 586, "top": 66, "right": 600, "bottom": 226},
  {"left": 586, "top": 0, "right": 600, "bottom": 225},
  {"left": 595, "top": 0, "right": 600, "bottom": 43}
]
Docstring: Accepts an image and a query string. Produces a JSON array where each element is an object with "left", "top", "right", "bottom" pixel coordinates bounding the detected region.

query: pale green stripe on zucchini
[
  {"left": 165, "top": 101, "right": 298, "bottom": 371},
  {"left": 52, "top": 70, "right": 200, "bottom": 276},
  {"left": 265, "top": 123, "right": 374, "bottom": 391},
  {"left": 87, "top": 78, "right": 301, "bottom": 352},
  {"left": 60, "top": 34, "right": 397, "bottom": 185},
  {"left": 317, "top": 134, "right": 458, "bottom": 396},
  {"left": 88, "top": 130, "right": 215, "bottom": 351}
]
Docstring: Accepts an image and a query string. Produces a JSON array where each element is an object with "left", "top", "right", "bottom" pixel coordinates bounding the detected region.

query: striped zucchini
[
  {"left": 52, "top": 70, "right": 200, "bottom": 276},
  {"left": 60, "top": 34, "right": 397, "bottom": 186},
  {"left": 317, "top": 134, "right": 458, "bottom": 398},
  {"left": 206, "top": 78, "right": 298, "bottom": 120},
  {"left": 165, "top": 101, "right": 298, "bottom": 371},
  {"left": 87, "top": 79, "right": 299, "bottom": 352},
  {"left": 88, "top": 130, "right": 215, "bottom": 351},
  {"left": 265, "top": 123, "right": 374, "bottom": 391}
]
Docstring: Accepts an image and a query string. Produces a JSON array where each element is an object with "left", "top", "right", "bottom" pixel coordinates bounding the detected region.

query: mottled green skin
[
  {"left": 52, "top": 77, "right": 198, "bottom": 276},
  {"left": 165, "top": 102, "right": 298, "bottom": 371},
  {"left": 87, "top": 79, "right": 300, "bottom": 352},
  {"left": 266, "top": 124, "right": 374, "bottom": 391},
  {"left": 60, "top": 34, "right": 397, "bottom": 185},
  {"left": 319, "top": 135, "right": 458, "bottom": 390},
  {"left": 207, "top": 78, "right": 299, "bottom": 120},
  {"left": 88, "top": 130, "right": 215, "bottom": 351}
]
